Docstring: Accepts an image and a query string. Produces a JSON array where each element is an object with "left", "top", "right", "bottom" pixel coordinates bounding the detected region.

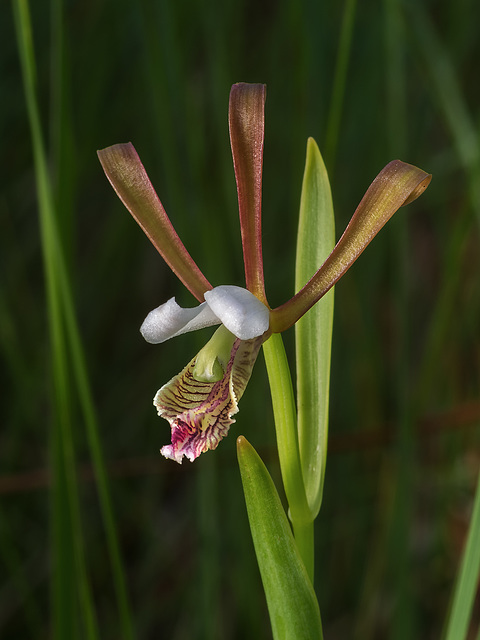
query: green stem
[
  {"left": 262, "top": 333, "right": 314, "bottom": 581},
  {"left": 292, "top": 520, "right": 315, "bottom": 585}
]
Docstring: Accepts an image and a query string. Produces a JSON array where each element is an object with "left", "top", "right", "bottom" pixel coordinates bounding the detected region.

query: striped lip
[{"left": 156, "top": 335, "right": 263, "bottom": 463}]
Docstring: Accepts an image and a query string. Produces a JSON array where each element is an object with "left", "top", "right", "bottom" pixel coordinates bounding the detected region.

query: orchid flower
[{"left": 98, "top": 83, "right": 431, "bottom": 464}]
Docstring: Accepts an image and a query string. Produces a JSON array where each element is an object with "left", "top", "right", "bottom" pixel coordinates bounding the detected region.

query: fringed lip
[{"left": 156, "top": 336, "right": 263, "bottom": 463}]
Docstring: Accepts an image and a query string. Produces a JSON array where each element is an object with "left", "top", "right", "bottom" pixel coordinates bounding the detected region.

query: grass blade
[
  {"left": 12, "top": 1, "right": 99, "bottom": 636},
  {"left": 408, "top": 2, "right": 480, "bottom": 225},
  {"left": 324, "top": 0, "right": 357, "bottom": 171},
  {"left": 443, "top": 470, "right": 480, "bottom": 640}
]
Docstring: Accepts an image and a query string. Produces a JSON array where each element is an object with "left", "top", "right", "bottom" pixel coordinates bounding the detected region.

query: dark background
[{"left": 1, "top": 0, "right": 479, "bottom": 638}]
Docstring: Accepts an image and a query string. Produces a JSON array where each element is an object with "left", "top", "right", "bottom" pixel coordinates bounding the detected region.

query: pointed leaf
[
  {"left": 98, "top": 143, "right": 211, "bottom": 301},
  {"left": 237, "top": 436, "right": 323, "bottom": 640},
  {"left": 295, "top": 138, "right": 335, "bottom": 518}
]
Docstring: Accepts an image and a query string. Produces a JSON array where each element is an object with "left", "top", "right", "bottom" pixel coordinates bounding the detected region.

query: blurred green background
[{"left": 2, "top": 0, "right": 479, "bottom": 638}]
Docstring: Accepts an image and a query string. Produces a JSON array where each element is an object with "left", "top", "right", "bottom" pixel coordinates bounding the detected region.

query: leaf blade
[
  {"left": 237, "top": 436, "right": 323, "bottom": 640},
  {"left": 295, "top": 138, "right": 335, "bottom": 518}
]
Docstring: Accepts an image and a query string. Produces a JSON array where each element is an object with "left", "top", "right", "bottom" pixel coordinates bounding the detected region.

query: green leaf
[
  {"left": 407, "top": 2, "right": 480, "bottom": 224},
  {"left": 443, "top": 470, "right": 480, "bottom": 640},
  {"left": 14, "top": 2, "right": 134, "bottom": 636},
  {"left": 237, "top": 436, "right": 323, "bottom": 640},
  {"left": 295, "top": 138, "right": 335, "bottom": 518},
  {"left": 13, "top": 2, "right": 98, "bottom": 636}
]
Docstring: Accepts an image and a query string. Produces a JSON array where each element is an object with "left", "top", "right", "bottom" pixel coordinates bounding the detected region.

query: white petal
[
  {"left": 140, "top": 297, "right": 221, "bottom": 344},
  {"left": 204, "top": 285, "right": 269, "bottom": 340}
]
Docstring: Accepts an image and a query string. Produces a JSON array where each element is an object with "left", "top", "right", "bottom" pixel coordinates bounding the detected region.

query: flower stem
[
  {"left": 262, "top": 333, "right": 314, "bottom": 581},
  {"left": 292, "top": 520, "right": 315, "bottom": 585}
]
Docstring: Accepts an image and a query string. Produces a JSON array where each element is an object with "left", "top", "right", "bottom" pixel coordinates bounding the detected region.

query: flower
[
  {"left": 98, "top": 83, "right": 431, "bottom": 463},
  {"left": 140, "top": 285, "right": 269, "bottom": 463}
]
